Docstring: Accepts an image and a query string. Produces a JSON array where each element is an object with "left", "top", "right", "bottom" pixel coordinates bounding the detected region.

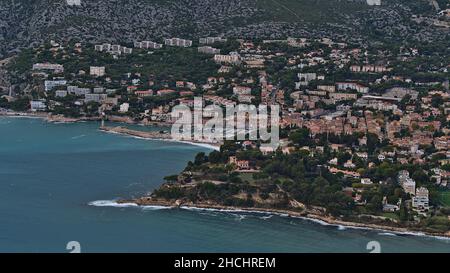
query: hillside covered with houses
[{"left": 1, "top": 29, "right": 449, "bottom": 235}]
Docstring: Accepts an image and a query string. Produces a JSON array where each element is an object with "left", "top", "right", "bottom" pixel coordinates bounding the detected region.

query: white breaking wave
[
  {"left": 142, "top": 205, "right": 172, "bottom": 211},
  {"left": 88, "top": 200, "right": 139, "bottom": 208},
  {"left": 232, "top": 214, "right": 247, "bottom": 221},
  {"left": 378, "top": 232, "right": 397, "bottom": 236},
  {"left": 180, "top": 206, "right": 273, "bottom": 216},
  {"left": 88, "top": 200, "right": 171, "bottom": 210}
]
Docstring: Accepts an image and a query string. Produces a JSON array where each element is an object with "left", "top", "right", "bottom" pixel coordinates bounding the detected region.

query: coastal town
[{"left": 0, "top": 32, "right": 449, "bottom": 236}]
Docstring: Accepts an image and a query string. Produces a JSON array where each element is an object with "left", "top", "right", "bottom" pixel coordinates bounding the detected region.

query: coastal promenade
[{"left": 99, "top": 126, "right": 172, "bottom": 140}]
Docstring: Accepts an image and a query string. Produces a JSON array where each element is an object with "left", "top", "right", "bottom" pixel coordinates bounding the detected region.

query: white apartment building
[
  {"left": 95, "top": 44, "right": 112, "bottom": 52},
  {"left": 317, "top": 85, "right": 336, "bottom": 92},
  {"left": 297, "top": 73, "right": 317, "bottom": 87},
  {"left": 336, "top": 82, "right": 369, "bottom": 93},
  {"left": 85, "top": 93, "right": 107, "bottom": 103},
  {"left": 44, "top": 80, "right": 67, "bottom": 91},
  {"left": 198, "top": 46, "right": 220, "bottom": 55},
  {"left": 214, "top": 52, "right": 241, "bottom": 65},
  {"left": 397, "top": 170, "right": 416, "bottom": 196},
  {"left": 397, "top": 170, "right": 410, "bottom": 182},
  {"left": 199, "top": 37, "right": 227, "bottom": 45},
  {"left": 30, "top": 100, "right": 46, "bottom": 112},
  {"left": 111, "top": 45, "right": 121, "bottom": 53},
  {"left": 94, "top": 45, "right": 104, "bottom": 51},
  {"left": 119, "top": 103, "right": 130, "bottom": 113},
  {"left": 33, "top": 63, "right": 64, "bottom": 73},
  {"left": 412, "top": 187, "right": 429, "bottom": 211},
  {"left": 164, "top": 38, "right": 192, "bottom": 47},
  {"left": 92, "top": 87, "right": 104, "bottom": 94},
  {"left": 55, "top": 90, "right": 68, "bottom": 98},
  {"left": 403, "top": 178, "right": 416, "bottom": 196},
  {"left": 134, "top": 41, "right": 163, "bottom": 49},
  {"left": 121, "top": 47, "right": 133, "bottom": 54},
  {"left": 90, "top": 66, "right": 105, "bottom": 77},
  {"left": 67, "top": 86, "right": 91, "bottom": 96}
]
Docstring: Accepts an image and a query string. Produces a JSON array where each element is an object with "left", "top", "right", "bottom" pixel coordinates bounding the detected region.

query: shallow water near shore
[{"left": 0, "top": 117, "right": 449, "bottom": 253}]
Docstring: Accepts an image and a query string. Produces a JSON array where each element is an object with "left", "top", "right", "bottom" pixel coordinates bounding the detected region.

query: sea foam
[
  {"left": 88, "top": 200, "right": 139, "bottom": 208},
  {"left": 89, "top": 200, "right": 171, "bottom": 210}
]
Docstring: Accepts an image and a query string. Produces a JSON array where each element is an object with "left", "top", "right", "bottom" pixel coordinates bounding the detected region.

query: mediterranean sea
[{"left": 0, "top": 117, "right": 449, "bottom": 252}]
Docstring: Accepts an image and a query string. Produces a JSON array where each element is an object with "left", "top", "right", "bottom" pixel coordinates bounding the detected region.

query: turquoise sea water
[{"left": 0, "top": 117, "right": 449, "bottom": 253}]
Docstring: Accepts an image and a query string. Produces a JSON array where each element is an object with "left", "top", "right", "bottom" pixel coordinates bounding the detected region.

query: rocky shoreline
[{"left": 117, "top": 197, "right": 450, "bottom": 239}]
